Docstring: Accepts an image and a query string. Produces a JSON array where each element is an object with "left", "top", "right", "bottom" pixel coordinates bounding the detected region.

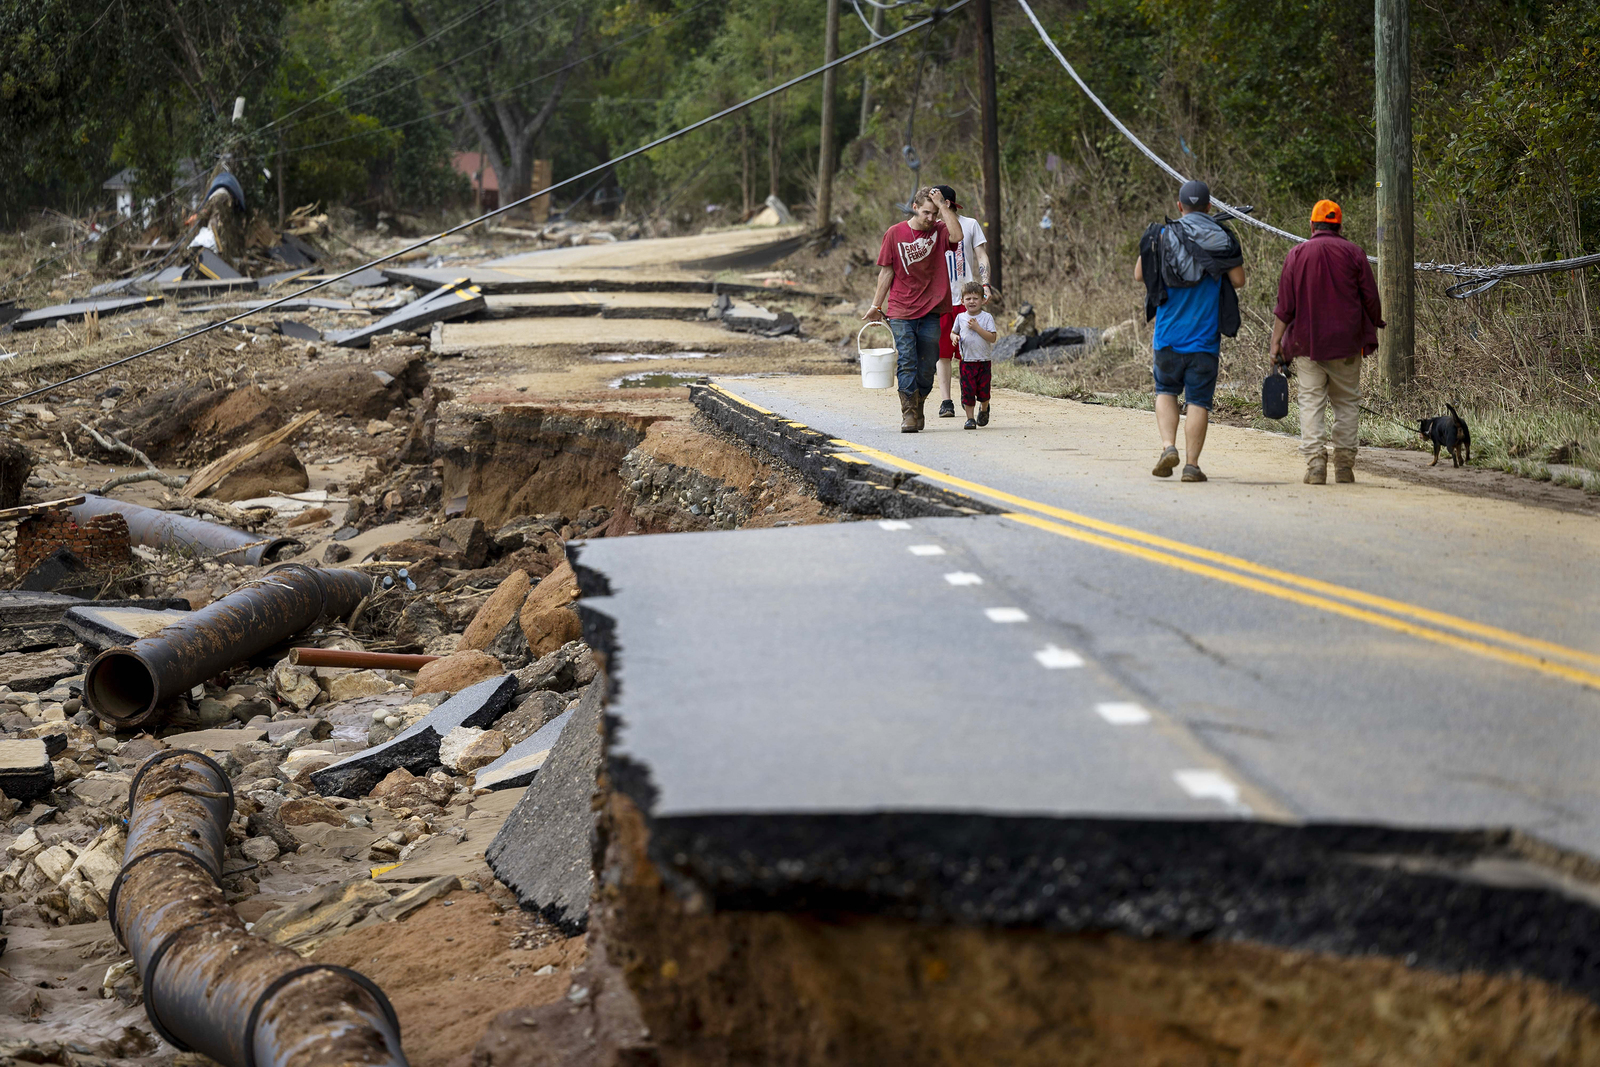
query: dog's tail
[
  {"left": 1445, "top": 402, "right": 1470, "bottom": 462},
  {"left": 1446, "top": 402, "right": 1462, "bottom": 421}
]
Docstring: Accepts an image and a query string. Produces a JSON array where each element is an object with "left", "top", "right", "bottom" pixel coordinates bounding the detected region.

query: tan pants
[{"left": 1297, "top": 356, "right": 1361, "bottom": 458}]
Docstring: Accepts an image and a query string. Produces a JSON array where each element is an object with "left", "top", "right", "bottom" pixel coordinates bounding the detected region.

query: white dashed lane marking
[
  {"left": 1173, "top": 769, "right": 1245, "bottom": 810},
  {"left": 878, "top": 520, "right": 912, "bottom": 531},
  {"left": 908, "top": 545, "right": 946, "bottom": 556},
  {"left": 943, "top": 572, "right": 984, "bottom": 586},
  {"left": 1094, "top": 701, "right": 1151, "bottom": 724},
  {"left": 985, "top": 607, "right": 1028, "bottom": 623},
  {"left": 1033, "top": 645, "right": 1084, "bottom": 668}
]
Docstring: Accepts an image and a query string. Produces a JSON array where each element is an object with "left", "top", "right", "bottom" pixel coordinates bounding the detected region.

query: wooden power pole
[
  {"left": 815, "top": 0, "right": 841, "bottom": 234},
  {"left": 1375, "top": 0, "right": 1414, "bottom": 388},
  {"left": 975, "top": 0, "right": 1003, "bottom": 294}
]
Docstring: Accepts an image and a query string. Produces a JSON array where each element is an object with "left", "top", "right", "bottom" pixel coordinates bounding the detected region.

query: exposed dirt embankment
[
  {"left": 437, "top": 403, "right": 834, "bottom": 537},
  {"left": 594, "top": 798, "right": 1600, "bottom": 1067}
]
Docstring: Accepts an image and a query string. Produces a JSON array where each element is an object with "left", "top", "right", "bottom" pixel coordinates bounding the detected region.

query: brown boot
[
  {"left": 899, "top": 392, "right": 918, "bottom": 433},
  {"left": 1304, "top": 452, "right": 1327, "bottom": 485},
  {"left": 1333, "top": 447, "right": 1356, "bottom": 483},
  {"left": 914, "top": 390, "right": 930, "bottom": 431}
]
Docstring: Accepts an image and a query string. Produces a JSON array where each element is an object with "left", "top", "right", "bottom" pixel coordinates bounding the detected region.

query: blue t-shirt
[{"left": 1152, "top": 273, "right": 1221, "bottom": 355}]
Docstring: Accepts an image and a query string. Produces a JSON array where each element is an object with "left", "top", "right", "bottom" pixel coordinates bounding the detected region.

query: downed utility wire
[
  {"left": 1014, "top": 0, "right": 1600, "bottom": 299},
  {"left": 84, "top": 563, "right": 372, "bottom": 726},
  {"left": 114, "top": 749, "right": 407, "bottom": 1067},
  {"left": 1, "top": 0, "right": 965, "bottom": 409}
]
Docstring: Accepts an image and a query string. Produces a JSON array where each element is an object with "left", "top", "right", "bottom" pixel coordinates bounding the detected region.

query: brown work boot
[
  {"left": 1333, "top": 447, "right": 1356, "bottom": 483},
  {"left": 914, "top": 390, "right": 930, "bottom": 431},
  {"left": 899, "top": 392, "right": 918, "bottom": 433},
  {"left": 1304, "top": 452, "right": 1327, "bottom": 485}
]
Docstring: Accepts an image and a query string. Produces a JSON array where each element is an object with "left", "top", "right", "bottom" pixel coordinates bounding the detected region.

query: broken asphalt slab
[
  {"left": 484, "top": 679, "right": 603, "bottom": 933},
  {"left": 0, "top": 650, "right": 79, "bottom": 691},
  {"left": 311, "top": 673, "right": 518, "bottom": 797},
  {"left": 0, "top": 739, "right": 54, "bottom": 803},
  {"left": 9, "top": 295, "right": 164, "bottom": 331},
  {"left": 571, "top": 518, "right": 1600, "bottom": 1002},
  {"left": 473, "top": 706, "right": 574, "bottom": 791},
  {"left": 324, "top": 280, "right": 484, "bottom": 349},
  {"left": 61, "top": 604, "right": 193, "bottom": 652}
]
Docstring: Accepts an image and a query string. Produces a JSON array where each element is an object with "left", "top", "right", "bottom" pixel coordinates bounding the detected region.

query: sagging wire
[
  {"left": 1014, "top": 0, "right": 1600, "bottom": 299},
  {"left": 2, "top": 0, "right": 972, "bottom": 409}
]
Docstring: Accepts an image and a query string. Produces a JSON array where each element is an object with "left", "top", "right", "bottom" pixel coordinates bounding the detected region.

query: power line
[
  {"left": 267, "top": 0, "right": 591, "bottom": 142},
  {"left": 275, "top": 0, "right": 713, "bottom": 157},
  {"left": 2, "top": 0, "right": 970, "bottom": 408},
  {"left": 1014, "top": 0, "right": 1600, "bottom": 298}
]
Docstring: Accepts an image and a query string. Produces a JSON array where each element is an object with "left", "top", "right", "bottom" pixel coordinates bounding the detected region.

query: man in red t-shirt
[
  {"left": 864, "top": 187, "right": 963, "bottom": 432},
  {"left": 1269, "top": 198, "right": 1385, "bottom": 484}
]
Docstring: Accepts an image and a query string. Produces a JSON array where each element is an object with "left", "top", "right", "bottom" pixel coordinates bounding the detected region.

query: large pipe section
[
  {"left": 113, "top": 750, "right": 407, "bottom": 1067},
  {"left": 289, "top": 648, "right": 438, "bottom": 671},
  {"left": 70, "top": 495, "right": 301, "bottom": 566},
  {"left": 85, "top": 564, "right": 373, "bottom": 726}
]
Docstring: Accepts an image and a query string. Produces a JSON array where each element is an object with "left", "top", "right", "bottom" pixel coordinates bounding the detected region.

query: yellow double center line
[{"left": 708, "top": 385, "right": 1600, "bottom": 691}]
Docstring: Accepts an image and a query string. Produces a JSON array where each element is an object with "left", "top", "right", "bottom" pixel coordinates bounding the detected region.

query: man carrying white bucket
[{"left": 864, "top": 187, "right": 964, "bottom": 432}]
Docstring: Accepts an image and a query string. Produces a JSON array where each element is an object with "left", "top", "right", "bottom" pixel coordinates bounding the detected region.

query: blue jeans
[{"left": 890, "top": 314, "right": 941, "bottom": 396}]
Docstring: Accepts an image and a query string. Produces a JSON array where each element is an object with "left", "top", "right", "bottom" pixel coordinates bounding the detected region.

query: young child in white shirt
[{"left": 949, "top": 281, "right": 998, "bottom": 428}]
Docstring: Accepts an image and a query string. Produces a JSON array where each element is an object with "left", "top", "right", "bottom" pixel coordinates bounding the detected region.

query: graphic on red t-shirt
[{"left": 876, "top": 220, "right": 951, "bottom": 320}]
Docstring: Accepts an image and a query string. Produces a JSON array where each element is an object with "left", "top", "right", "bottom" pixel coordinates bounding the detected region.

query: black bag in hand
[{"left": 1262, "top": 366, "right": 1289, "bottom": 420}]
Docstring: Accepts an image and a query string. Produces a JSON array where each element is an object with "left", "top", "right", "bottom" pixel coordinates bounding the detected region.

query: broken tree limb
[
  {"left": 78, "top": 421, "right": 163, "bottom": 471},
  {"left": 181, "top": 410, "right": 318, "bottom": 499},
  {"left": 157, "top": 493, "right": 260, "bottom": 529},
  {"left": 99, "top": 470, "right": 188, "bottom": 493},
  {"left": 115, "top": 750, "right": 407, "bottom": 1067}
]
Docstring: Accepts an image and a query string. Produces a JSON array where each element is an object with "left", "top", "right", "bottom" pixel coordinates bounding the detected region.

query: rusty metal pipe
[
  {"left": 288, "top": 648, "right": 438, "bottom": 671},
  {"left": 114, "top": 750, "right": 407, "bottom": 1067},
  {"left": 70, "top": 495, "right": 301, "bottom": 566},
  {"left": 85, "top": 565, "right": 373, "bottom": 726}
]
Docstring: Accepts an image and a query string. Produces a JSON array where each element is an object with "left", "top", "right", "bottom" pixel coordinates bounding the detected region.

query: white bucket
[{"left": 858, "top": 322, "right": 896, "bottom": 389}]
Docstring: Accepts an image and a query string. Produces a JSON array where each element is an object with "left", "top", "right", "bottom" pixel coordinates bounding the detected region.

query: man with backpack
[{"left": 1133, "top": 179, "right": 1246, "bottom": 482}]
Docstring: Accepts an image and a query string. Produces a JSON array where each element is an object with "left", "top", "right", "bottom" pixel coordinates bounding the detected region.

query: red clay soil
[{"left": 310, "top": 878, "right": 585, "bottom": 1067}]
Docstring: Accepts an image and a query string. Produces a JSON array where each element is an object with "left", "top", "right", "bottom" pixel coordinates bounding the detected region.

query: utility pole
[
  {"left": 1375, "top": 0, "right": 1414, "bottom": 388},
  {"left": 815, "top": 0, "right": 841, "bottom": 234},
  {"left": 859, "top": 3, "right": 885, "bottom": 133},
  {"left": 975, "top": 0, "right": 1003, "bottom": 294}
]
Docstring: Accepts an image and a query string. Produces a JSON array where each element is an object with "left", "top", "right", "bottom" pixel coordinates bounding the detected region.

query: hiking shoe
[
  {"left": 938, "top": 400, "right": 956, "bottom": 418},
  {"left": 977, "top": 405, "right": 990, "bottom": 426},
  {"left": 914, "top": 391, "right": 929, "bottom": 432},
  {"left": 1304, "top": 453, "right": 1327, "bottom": 485},
  {"left": 964, "top": 418, "right": 977, "bottom": 430},
  {"left": 1333, "top": 447, "right": 1356, "bottom": 483},
  {"left": 1152, "top": 446, "right": 1180, "bottom": 477},
  {"left": 1181, "top": 464, "right": 1207, "bottom": 482}
]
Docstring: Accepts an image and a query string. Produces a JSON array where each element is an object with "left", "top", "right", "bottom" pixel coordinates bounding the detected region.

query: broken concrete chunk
[
  {"left": 485, "top": 679, "right": 604, "bottom": 932},
  {"left": 271, "top": 662, "right": 323, "bottom": 711},
  {"left": 514, "top": 642, "right": 597, "bottom": 695},
  {"left": 439, "top": 726, "right": 508, "bottom": 774},
  {"left": 311, "top": 673, "right": 518, "bottom": 798},
  {"left": 325, "top": 670, "right": 395, "bottom": 703},
  {"left": 60, "top": 605, "right": 192, "bottom": 652},
  {"left": 372, "top": 874, "right": 460, "bottom": 922},
  {"left": 161, "top": 727, "right": 267, "bottom": 752},
  {"left": 0, "top": 738, "right": 55, "bottom": 804},
  {"left": 473, "top": 707, "right": 574, "bottom": 792}
]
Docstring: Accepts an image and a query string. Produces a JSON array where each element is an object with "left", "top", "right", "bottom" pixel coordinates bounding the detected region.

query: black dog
[{"left": 1419, "top": 403, "right": 1471, "bottom": 467}]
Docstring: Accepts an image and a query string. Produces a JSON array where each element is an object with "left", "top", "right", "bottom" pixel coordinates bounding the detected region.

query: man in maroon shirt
[
  {"left": 864, "top": 187, "right": 963, "bottom": 432},
  {"left": 1269, "top": 199, "right": 1385, "bottom": 484}
]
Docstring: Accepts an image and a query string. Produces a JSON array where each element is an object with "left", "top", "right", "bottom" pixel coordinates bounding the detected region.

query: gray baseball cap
[{"left": 1179, "top": 179, "right": 1210, "bottom": 210}]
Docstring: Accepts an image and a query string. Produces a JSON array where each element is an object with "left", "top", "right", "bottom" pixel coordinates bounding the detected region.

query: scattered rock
[
  {"left": 518, "top": 560, "right": 582, "bottom": 659},
  {"left": 287, "top": 507, "right": 333, "bottom": 528},
  {"left": 440, "top": 517, "right": 489, "bottom": 569},
  {"left": 272, "top": 661, "right": 323, "bottom": 710},
  {"left": 369, "top": 767, "right": 451, "bottom": 808},
  {"left": 277, "top": 796, "right": 346, "bottom": 826},
  {"left": 496, "top": 690, "right": 567, "bottom": 744},
  {"left": 241, "top": 836, "right": 281, "bottom": 863},
  {"left": 414, "top": 649, "right": 504, "bottom": 696},
  {"left": 473, "top": 707, "right": 574, "bottom": 791},
  {"left": 366, "top": 419, "right": 397, "bottom": 435},
  {"left": 395, "top": 598, "right": 451, "bottom": 649},
  {"left": 210, "top": 443, "right": 311, "bottom": 502},
  {"left": 461, "top": 570, "right": 531, "bottom": 650},
  {"left": 515, "top": 642, "right": 599, "bottom": 695},
  {"left": 324, "top": 542, "right": 353, "bottom": 564}
]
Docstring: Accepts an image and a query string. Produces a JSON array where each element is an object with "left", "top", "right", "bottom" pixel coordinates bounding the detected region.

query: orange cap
[{"left": 1311, "top": 199, "right": 1342, "bottom": 224}]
